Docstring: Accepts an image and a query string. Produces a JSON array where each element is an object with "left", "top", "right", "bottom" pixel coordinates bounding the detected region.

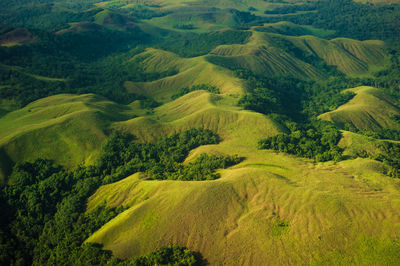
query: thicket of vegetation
[
  {"left": 232, "top": 70, "right": 354, "bottom": 162},
  {"left": 157, "top": 30, "right": 252, "bottom": 57},
  {"left": 0, "top": 2, "right": 100, "bottom": 31},
  {"left": 98, "top": 128, "right": 241, "bottom": 183},
  {"left": 0, "top": 30, "right": 179, "bottom": 106},
  {"left": 344, "top": 123, "right": 400, "bottom": 142},
  {"left": 0, "top": 128, "right": 238, "bottom": 265},
  {"left": 171, "top": 84, "right": 220, "bottom": 100},
  {"left": 258, "top": 119, "right": 343, "bottom": 162},
  {"left": 233, "top": 69, "right": 357, "bottom": 119},
  {"left": 264, "top": 0, "right": 400, "bottom": 42}
]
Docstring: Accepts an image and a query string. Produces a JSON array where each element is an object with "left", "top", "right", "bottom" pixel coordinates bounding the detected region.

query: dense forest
[
  {"left": 264, "top": 0, "right": 400, "bottom": 42},
  {"left": 258, "top": 119, "right": 343, "bottom": 162}
]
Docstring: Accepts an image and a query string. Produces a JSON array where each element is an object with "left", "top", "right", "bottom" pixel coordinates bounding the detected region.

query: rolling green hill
[
  {"left": 208, "top": 31, "right": 388, "bottom": 78},
  {"left": 124, "top": 48, "right": 245, "bottom": 101},
  {"left": 86, "top": 130, "right": 400, "bottom": 265},
  {"left": 0, "top": 94, "right": 138, "bottom": 182},
  {"left": 77, "top": 88, "right": 400, "bottom": 265},
  {"left": 319, "top": 86, "right": 400, "bottom": 131}
]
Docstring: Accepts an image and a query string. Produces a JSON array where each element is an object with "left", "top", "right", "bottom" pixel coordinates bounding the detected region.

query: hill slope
[
  {"left": 124, "top": 48, "right": 245, "bottom": 101},
  {"left": 0, "top": 94, "right": 138, "bottom": 182},
  {"left": 84, "top": 89, "right": 400, "bottom": 265},
  {"left": 319, "top": 86, "right": 400, "bottom": 131},
  {"left": 86, "top": 142, "right": 400, "bottom": 265},
  {"left": 208, "top": 31, "right": 388, "bottom": 78}
]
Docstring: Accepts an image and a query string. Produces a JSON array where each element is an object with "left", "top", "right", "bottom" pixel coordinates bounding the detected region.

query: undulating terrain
[{"left": 1, "top": 0, "right": 400, "bottom": 265}]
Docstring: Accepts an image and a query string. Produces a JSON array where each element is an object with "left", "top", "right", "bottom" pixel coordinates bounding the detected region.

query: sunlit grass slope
[
  {"left": 123, "top": 30, "right": 388, "bottom": 99},
  {"left": 114, "top": 90, "right": 279, "bottom": 142},
  {"left": 0, "top": 94, "right": 138, "bottom": 182},
  {"left": 208, "top": 31, "right": 388, "bottom": 78},
  {"left": 85, "top": 89, "right": 400, "bottom": 265},
  {"left": 87, "top": 138, "right": 400, "bottom": 265},
  {"left": 124, "top": 48, "right": 245, "bottom": 101},
  {"left": 319, "top": 86, "right": 400, "bottom": 131}
]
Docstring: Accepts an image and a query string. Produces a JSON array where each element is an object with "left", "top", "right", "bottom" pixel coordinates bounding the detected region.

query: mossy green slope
[
  {"left": 319, "top": 86, "right": 400, "bottom": 131},
  {"left": 209, "top": 31, "right": 388, "bottom": 78},
  {"left": 124, "top": 48, "right": 245, "bottom": 102},
  {"left": 0, "top": 94, "right": 138, "bottom": 182},
  {"left": 115, "top": 90, "right": 279, "bottom": 142},
  {"left": 252, "top": 21, "right": 335, "bottom": 38}
]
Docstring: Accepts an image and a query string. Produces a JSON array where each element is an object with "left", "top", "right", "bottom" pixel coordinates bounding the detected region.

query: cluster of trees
[
  {"left": 1, "top": 128, "right": 230, "bottom": 265},
  {"left": 0, "top": 160, "right": 198, "bottom": 265},
  {"left": 234, "top": 69, "right": 357, "bottom": 120},
  {"left": 264, "top": 3, "right": 316, "bottom": 15},
  {"left": 166, "top": 154, "right": 242, "bottom": 181},
  {"left": 344, "top": 123, "right": 400, "bottom": 142},
  {"left": 234, "top": 70, "right": 305, "bottom": 118},
  {"left": 0, "top": 159, "right": 123, "bottom": 265},
  {"left": 105, "top": 2, "right": 169, "bottom": 20},
  {"left": 264, "top": 0, "right": 400, "bottom": 42},
  {"left": 0, "top": 2, "right": 100, "bottom": 31},
  {"left": 98, "top": 128, "right": 240, "bottom": 183},
  {"left": 258, "top": 119, "right": 343, "bottom": 162},
  {"left": 0, "top": 30, "right": 179, "bottom": 106},
  {"left": 376, "top": 142, "right": 400, "bottom": 178},
  {"left": 171, "top": 84, "right": 220, "bottom": 100},
  {"left": 157, "top": 30, "right": 252, "bottom": 57},
  {"left": 173, "top": 24, "right": 197, "bottom": 30},
  {"left": 301, "top": 77, "right": 357, "bottom": 118}
]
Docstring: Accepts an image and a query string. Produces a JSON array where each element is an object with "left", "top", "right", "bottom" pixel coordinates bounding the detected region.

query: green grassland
[
  {"left": 320, "top": 86, "right": 400, "bottom": 131},
  {"left": 252, "top": 21, "right": 335, "bottom": 38},
  {"left": 0, "top": 94, "right": 139, "bottom": 182},
  {"left": 86, "top": 105, "right": 400, "bottom": 266},
  {"left": 207, "top": 31, "right": 388, "bottom": 78},
  {"left": 2, "top": 84, "right": 400, "bottom": 264},
  {"left": 124, "top": 48, "right": 245, "bottom": 101}
]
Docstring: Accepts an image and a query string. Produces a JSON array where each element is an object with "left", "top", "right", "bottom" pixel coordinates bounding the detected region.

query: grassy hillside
[
  {"left": 79, "top": 87, "right": 400, "bottom": 265},
  {"left": 86, "top": 138, "right": 400, "bottom": 265},
  {"left": 124, "top": 48, "right": 245, "bottom": 101},
  {"left": 123, "top": 31, "right": 389, "bottom": 104},
  {"left": 115, "top": 90, "right": 279, "bottom": 142},
  {"left": 208, "top": 31, "right": 388, "bottom": 78},
  {"left": 319, "top": 86, "right": 400, "bottom": 131},
  {"left": 0, "top": 94, "right": 139, "bottom": 182}
]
